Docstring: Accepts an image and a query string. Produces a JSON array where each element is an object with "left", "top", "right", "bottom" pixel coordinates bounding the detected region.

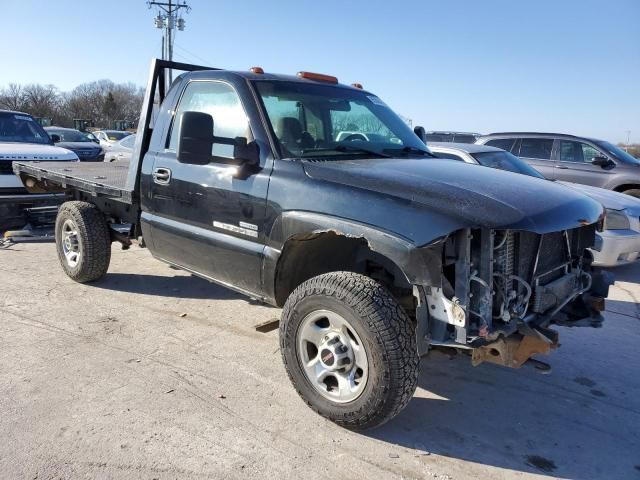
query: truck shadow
[
  {"left": 93, "top": 272, "right": 248, "bottom": 301},
  {"left": 606, "top": 261, "right": 640, "bottom": 284},
  {"left": 366, "top": 348, "right": 639, "bottom": 479}
]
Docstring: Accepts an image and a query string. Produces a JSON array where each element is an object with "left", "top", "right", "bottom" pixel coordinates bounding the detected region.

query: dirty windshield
[
  {"left": 0, "top": 112, "right": 51, "bottom": 144},
  {"left": 255, "top": 81, "right": 430, "bottom": 159}
]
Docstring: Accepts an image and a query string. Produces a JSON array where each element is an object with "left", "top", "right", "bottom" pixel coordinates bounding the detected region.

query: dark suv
[{"left": 476, "top": 132, "right": 640, "bottom": 197}]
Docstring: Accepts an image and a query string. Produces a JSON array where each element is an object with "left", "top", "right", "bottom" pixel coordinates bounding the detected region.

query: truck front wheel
[
  {"left": 55, "top": 201, "right": 111, "bottom": 283},
  {"left": 280, "top": 272, "right": 419, "bottom": 430}
]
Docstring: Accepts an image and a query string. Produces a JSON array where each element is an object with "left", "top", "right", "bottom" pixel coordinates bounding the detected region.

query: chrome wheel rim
[
  {"left": 61, "top": 219, "right": 81, "bottom": 267},
  {"left": 297, "top": 309, "right": 368, "bottom": 403}
]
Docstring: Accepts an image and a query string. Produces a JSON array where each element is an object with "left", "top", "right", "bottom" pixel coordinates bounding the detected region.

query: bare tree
[
  {"left": 22, "top": 84, "right": 62, "bottom": 119},
  {"left": 65, "top": 80, "right": 144, "bottom": 128},
  {"left": 0, "top": 83, "right": 27, "bottom": 111}
]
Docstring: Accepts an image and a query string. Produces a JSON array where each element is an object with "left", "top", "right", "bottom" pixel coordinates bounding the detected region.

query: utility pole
[
  {"left": 625, "top": 130, "right": 631, "bottom": 152},
  {"left": 148, "top": 0, "right": 191, "bottom": 84}
]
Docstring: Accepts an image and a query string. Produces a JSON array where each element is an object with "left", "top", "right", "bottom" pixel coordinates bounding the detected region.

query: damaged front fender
[{"left": 266, "top": 210, "right": 445, "bottom": 288}]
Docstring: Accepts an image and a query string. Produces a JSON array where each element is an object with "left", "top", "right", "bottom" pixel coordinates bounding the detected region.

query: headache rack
[{"left": 11, "top": 59, "right": 217, "bottom": 209}]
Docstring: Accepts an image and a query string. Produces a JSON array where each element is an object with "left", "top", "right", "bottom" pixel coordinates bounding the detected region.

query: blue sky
[{"left": 2, "top": 0, "right": 638, "bottom": 142}]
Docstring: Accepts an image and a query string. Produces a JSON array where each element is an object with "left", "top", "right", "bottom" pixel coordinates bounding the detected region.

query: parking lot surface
[{"left": 1, "top": 243, "right": 639, "bottom": 480}]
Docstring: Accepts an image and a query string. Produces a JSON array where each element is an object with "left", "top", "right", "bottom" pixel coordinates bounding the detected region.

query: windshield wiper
[
  {"left": 391, "top": 146, "right": 437, "bottom": 157},
  {"left": 301, "top": 145, "right": 391, "bottom": 158}
]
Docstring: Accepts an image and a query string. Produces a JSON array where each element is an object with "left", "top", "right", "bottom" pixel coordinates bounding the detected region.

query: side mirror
[
  {"left": 50, "top": 134, "right": 60, "bottom": 143},
  {"left": 592, "top": 155, "right": 612, "bottom": 168},
  {"left": 178, "top": 110, "right": 260, "bottom": 167},
  {"left": 232, "top": 136, "right": 260, "bottom": 166},
  {"left": 178, "top": 111, "right": 214, "bottom": 165},
  {"left": 413, "top": 126, "right": 427, "bottom": 144}
]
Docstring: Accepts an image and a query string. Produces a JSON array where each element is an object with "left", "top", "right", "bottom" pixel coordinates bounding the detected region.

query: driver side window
[
  {"left": 559, "top": 140, "right": 603, "bottom": 163},
  {"left": 169, "top": 81, "right": 250, "bottom": 158}
]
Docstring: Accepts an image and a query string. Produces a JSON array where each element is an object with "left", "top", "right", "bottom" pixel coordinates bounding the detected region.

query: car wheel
[
  {"left": 280, "top": 271, "right": 419, "bottom": 430},
  {"left": 55, "top": 201, "right": 111, "bottom": 283}
]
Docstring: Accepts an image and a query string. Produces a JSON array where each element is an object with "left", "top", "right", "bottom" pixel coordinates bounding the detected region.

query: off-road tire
[
  {"left": 622, "top": 188, "right": 640, "bottom": 199},
  {"left": 280, "top": 271, "right": 419, "bottom": 430},
  {"left": 55, "top": 201, "right": 111, "bottom": 283}
]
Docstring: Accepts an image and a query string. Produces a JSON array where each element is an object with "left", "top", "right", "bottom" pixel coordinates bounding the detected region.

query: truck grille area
[{"left": 466, "top": 225, "right": 596, "bottom": 332}]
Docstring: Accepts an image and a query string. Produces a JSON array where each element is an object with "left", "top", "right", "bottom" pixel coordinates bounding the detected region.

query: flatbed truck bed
[{"left": 12, "top": 161, "right": 133, "bottom": 203}]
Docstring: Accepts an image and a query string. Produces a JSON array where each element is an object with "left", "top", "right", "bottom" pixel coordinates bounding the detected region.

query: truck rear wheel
[
  {"left": 280, "top": 272, "right": 419, "bottom": 430},
  {"left": 55, "top": 201, "right": 111, "bottom": 283}
]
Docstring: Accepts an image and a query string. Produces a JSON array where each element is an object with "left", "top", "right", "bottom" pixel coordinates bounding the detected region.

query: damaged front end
[{"left": 416, "top": 225, "right": 614, "bottom": 368}]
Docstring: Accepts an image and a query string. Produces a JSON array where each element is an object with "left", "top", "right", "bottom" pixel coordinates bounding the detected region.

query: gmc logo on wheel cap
[{"left": 321, "top": 350, "right": 334, "bottom": 366}]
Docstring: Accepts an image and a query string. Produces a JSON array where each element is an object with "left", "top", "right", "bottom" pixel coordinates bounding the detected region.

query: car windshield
[
  {"left": 0, "top": 112, "right": 51, "bottom": 144},
  {"left": 471, "top": 150, "right": 546, "bottom": 179},
  {"left": 594, "top": 140, "right": 640, "bottom": 165},
  {"left": 48, "top": 129, "right": 95, "bottom": 142},
  {"left": 119, "top": 134, "right": 136, "bottom": 149},
  {"left": 254, "top": 80, "right": 430, "bottom": 159},
  {"left": 105, "top": 131, "right": 130, "bottom": 141}
]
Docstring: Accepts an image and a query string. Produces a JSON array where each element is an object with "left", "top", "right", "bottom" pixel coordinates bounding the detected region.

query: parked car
[
  {"left": 104, "top": 134, "right": 136, "bottom": 162},
  {"left": 92, "top": 129, "right": 131, "bottom": 149},
  {"left": 0, "top": 110, "right": 78, "bottom": 230},
  {"left": 45, "top": 127, "right": 104, "bottom": 162},
  {"left": 426, "top": 130, "right": 481, "bottom": 143},
  {"left": 475, "top": 132, "right": 640, "bottom": 197},
  {"left": 429, "top": 142, "right": 640, "bottom": 267},
  {"left": 13, "top": 59, "right": 612, "bottom": 430}
]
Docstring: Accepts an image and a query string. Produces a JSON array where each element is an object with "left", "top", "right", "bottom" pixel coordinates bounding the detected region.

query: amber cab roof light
[
  {"left": 250, "top": 66, "right": 264, "bottom": 74},
  {"left": 351, "top": 83, "right": 363, "bottom": 89},
  {"left": 297, "top": 71, "right": 338, "bottom": 84}
]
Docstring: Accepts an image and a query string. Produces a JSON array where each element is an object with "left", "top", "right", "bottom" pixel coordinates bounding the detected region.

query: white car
[
  {"left": 104, "top": 134, "right": 136, "bottom": 162},
  {"left": 429, "top": 142, "right": 640, "bottom": 267},
  {"left": 92, "top": 130, "right": 132, "bottom": 149},
  {"left": 0, "top": 110, "right": 78, "bottom": 192},
  {"left": 0, "top": 109, "right": 79, "bottom": 230}
]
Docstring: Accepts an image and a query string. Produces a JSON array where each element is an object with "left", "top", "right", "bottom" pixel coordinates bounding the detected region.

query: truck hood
[
  {"left": 0, "top": 142, "right": 78, "bottom": 161},
  {"left": 558, "top": 181, "right": 640, "bottom": 212},
  {"left": 303, "top": 158, "right": 603, "bottom": 234}
]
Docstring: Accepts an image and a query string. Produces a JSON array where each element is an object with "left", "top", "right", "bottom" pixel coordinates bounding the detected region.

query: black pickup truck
[{"left": 13, "top": 60, "right": 612, "bottom": 430}]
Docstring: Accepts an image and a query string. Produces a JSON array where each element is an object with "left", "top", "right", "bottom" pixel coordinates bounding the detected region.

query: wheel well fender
[
  {"left": 264, "top": 211, "right": 443, "bottom": 306},
  {"left": 613, "top": 183, "right": 640, "bottom": 193}
]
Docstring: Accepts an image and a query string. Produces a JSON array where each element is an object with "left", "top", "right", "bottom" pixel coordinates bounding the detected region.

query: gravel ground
[{"left": 1, "top": 242, "right": 639, "bottom": 480}]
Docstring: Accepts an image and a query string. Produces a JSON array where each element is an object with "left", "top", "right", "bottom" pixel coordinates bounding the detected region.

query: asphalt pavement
[{"left": 1, "top": 243, "right": 639, "bottom": 479}]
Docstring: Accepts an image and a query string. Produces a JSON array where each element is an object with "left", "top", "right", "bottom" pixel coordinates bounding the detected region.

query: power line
[
  {"left": 173, "top": 43, "right": 213, "bottom": 67},
  {"left": 147, "top": 0, "right": 191, "bottom": 83}
]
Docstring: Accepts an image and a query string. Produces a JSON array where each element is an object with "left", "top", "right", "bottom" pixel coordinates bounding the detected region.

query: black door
[{"left": 143, "top": 79, "right": 272, "bottom": 296}]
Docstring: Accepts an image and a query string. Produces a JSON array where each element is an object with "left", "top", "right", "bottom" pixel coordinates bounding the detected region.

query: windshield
[
  {"left": 119, "top": 134, "right": 136, "bottom": 149},
  {"left": 48, "top": 129, "right": 95, "bottom": 143},
  {"left": 594, "top": 140, "right": 640, "bottom": 165},
  {"left": 105, "top": 131, "right": 130, "bottom": 141},
  {"left": 0, "top": 112, "right": 51, "bottom": 144},
  {"left": 254, "top": 81, "right": 429, "bottom": 159},
  {"left": 471, "top": 150, "right": 545, "bottom": 179}
]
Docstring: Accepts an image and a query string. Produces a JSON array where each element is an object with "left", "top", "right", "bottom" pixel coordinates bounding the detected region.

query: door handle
[
  {"left": 556, "top": 165, "right": 568, "bottom": 169},
  {"left": 152, "top": 167, "right": 172, "bottom": 185}
]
